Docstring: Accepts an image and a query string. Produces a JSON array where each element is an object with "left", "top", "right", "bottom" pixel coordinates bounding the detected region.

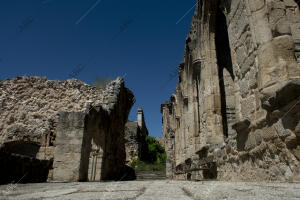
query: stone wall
[
  {"left": 125, "top": 108, "right": 149, "bottom": 163},
  {"left": 0, "top": 76, "right": 135, "bottom": 183},
  {"left": 162, "top": 0, "right": 300, "bottom": 182}
]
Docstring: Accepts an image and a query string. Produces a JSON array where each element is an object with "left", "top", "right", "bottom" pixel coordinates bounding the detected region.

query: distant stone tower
[
  {"left": 125, "top": 107, "right": 149, "bottom": 163},
  {"left": 137, "top": 107, "right": 146, "bottom": 131}
]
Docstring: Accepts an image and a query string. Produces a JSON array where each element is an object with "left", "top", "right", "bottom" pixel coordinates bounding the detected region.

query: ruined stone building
[
  {"left": 0, "top": 76, "right": 134, "bottom": 184},
  {"left": 125, "top": 107, "right": 149, "bottom": 163},
  {"left": 162, "top": 0, "right": 300, "bottom": 181}
]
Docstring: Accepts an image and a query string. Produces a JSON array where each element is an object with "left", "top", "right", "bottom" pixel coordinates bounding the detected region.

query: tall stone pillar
[
  {"left": 53, "top": 112, "right": 86, "bottom": 182},
  {"left": 137, "top": 107, "right": 144, "bottom": 129},
  {"left": 201, "top": 0, "right": 224, "bottom": 144}
]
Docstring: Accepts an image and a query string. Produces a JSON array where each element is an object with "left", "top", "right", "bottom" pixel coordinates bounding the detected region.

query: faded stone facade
[
  {"left": 162, "top": 0, "right": 300, "bottom": 181},
  {"left": 125, "top": 107, "right": 149, "bottom": 163},
  {"left": 0, "top": 76, "right": 134, "bottom": 183}
]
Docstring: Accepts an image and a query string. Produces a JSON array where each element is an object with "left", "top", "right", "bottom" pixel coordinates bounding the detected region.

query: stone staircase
[{"left": 136, "top": 170, "right": 166, "bottom": 181}]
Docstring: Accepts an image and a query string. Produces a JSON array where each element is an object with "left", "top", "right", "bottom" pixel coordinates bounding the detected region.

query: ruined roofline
[
  {"left": 0, "top": 76, "right": 133, "bottom": 145},
  {"left": 0, "top": 75, "right": 135, "bottom": 183}
]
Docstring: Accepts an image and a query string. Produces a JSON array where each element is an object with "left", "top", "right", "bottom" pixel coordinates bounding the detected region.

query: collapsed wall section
[{"left": 0, "top": 76, "right": 135, "bottom": 183}]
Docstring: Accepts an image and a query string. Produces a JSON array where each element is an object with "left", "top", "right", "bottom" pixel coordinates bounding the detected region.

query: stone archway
[
  {"left": 52, "top": 79, "right": 135, "bottom": 182},
  {"left": 53, "top": 108, "right": 131, "bottom": 182},
  {"left": 79, "top": 108, "right": 109, "bottom": 182}
]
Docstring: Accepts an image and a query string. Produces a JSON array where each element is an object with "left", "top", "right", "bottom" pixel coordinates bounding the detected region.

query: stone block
[
  {"left": 285, "top": 0, "right": 298, "bottom": 7},
  {"left": 275, "top": 19, "right": 291, "bottom": 35},
  {"left": 226, "top": 96, "right": 236, "bottom": 108},
  {"left": 249, "top": 68, "right": 257, "bottom": 89},
  {"left": 248, "top": 0, "right": 265, "bottom": 12},
  {"left": 239, "top": 77, "right": 249, "bottom": 97},
  {"left": 245, "top": 132, "right": 257, "bottom": 151},
  {"left": 269, "top": 9, "right": 286, "bottom": 28},
  {"left": 261, "top": 126, "right": 278, "bottom": 141},
  {"left": 254, "top": 130, "right": 263, "bottom": 145},
  {"left": 55, "top": 144, "right": 83, "bottom": 154},
  {"left": 268, "top": 1, "right": 285, "bottom": 9},
  {"left": 241, "top": 96, "right": 255, "bottom": 117},
  {"left": 236, "top": 45, "right": 247, "bottom": 66},
  {"left": 274, "top": 119, "right": 292, "bottom": 139},
  {"left": 242, "top": 53, "right": 255, "bottom": 77},
  {"left": 236, "top": 8, "right": 249, "bottom": 39},
  {"left": 258, "top": 35, "right": 295, "bottom": 89},
  {"left": 252, "top": 9, "right": 273, "bottom": 45},
  {"left": 285, "top": 132, "right": 298, "bottom": 149},
  {"left": 292, "top": 146, "right": 300, "bottom": 160},
  {"left": 291, "top": 23, "right": 300, "bottom": 38}
]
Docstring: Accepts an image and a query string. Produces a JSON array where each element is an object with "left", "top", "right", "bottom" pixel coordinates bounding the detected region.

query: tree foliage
[
  {"left": 129, "top": 136, "right": 166, "bottom": 172},
  {"left": 143, "top": 136, "right": 166, "bottom": 163}
]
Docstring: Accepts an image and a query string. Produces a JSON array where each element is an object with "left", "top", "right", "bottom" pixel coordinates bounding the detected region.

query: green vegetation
[
  {"left": 145, "top": 136, "right": 166, "bottom": 163},
  {"left": 129, "top": 159, "right": 165, "bottom": 172},
  {"left": 129, "top": 136, "right": 166, "bottom": 172}
]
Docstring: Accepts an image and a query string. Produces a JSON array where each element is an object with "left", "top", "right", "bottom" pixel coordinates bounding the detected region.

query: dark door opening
[{"left": 0, "top": 142, "right": 52, "bottom": 184}]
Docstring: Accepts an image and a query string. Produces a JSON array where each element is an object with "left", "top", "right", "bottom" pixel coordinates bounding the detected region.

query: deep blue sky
[{"left": 0, "top": 0, "right": 195, "bottom": 137}]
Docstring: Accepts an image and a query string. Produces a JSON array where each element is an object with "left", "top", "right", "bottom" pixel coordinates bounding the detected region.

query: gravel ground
[{"left": 0, "top": 180, "right": 299, "bottom": 200}]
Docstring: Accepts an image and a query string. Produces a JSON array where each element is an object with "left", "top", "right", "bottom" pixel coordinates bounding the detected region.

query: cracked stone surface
[{"left": 0, "top": 180, "right": 300, "bottom": 200}]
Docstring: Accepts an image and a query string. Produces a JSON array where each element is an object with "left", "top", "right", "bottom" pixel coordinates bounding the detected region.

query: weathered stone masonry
[
  {"left": 0, "top": 76, "right": 134, "bottom": 183},
  {"left": 162, "top": 0, "right": 300, "bottom": 181},
  {"left": 125, "top": 107, "right": 149, "bottom": 163}
]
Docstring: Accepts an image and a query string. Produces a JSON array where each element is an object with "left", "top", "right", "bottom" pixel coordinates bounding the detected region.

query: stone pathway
[
  {"left": 0, "top": 180, "right": 300, "bottom": 200},
  {"left": 136, "top": 170, "right": 166, "bottom": 181}
]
